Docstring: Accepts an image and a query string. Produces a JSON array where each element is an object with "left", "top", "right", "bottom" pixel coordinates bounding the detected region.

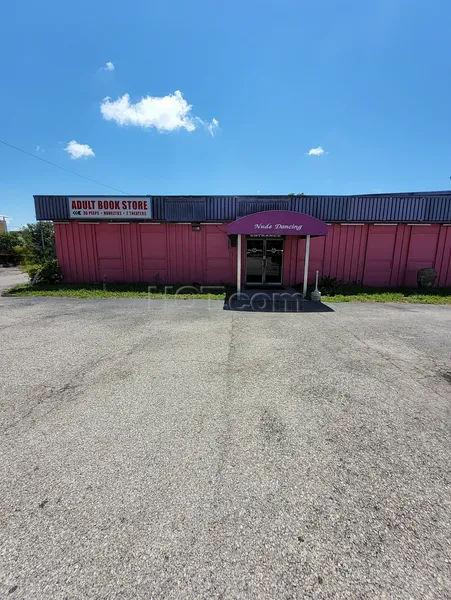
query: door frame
[{"left": 245, "top": 236, "right": 284, "bottom": 286}]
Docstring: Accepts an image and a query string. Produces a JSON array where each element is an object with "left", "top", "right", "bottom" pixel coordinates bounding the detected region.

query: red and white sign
[{"left": 68, "top": 197, "right": 152, "bottom": 220}]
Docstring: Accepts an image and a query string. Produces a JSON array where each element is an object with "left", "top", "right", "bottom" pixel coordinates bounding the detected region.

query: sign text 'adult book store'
[{"left": 68, "top": 197, "right": 152, "bottom": 220}]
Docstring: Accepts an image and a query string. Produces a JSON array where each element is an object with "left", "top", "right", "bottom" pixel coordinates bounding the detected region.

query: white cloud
[
  {"left": 64, "top": 140, "right": 95, "bottom": 160},
  {"left": 36, "top": 145, "right": 42, "bottom": 152},
  {"left": 100, "top": 90, "right": 219, "bottom": 135},
  {"left": 104, "top": 61, "right": 115, "bottom": 71},
  {"left": 207, "top": 117, "right": 220, "bottom": 137},
  {"left": 307, "top": 146, "right": 325, "bottom": 156}
]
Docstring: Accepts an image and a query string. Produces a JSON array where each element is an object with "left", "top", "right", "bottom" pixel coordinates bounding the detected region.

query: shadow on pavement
[{"left": 223, "top": 287, "right": 334, "bottom": 313}]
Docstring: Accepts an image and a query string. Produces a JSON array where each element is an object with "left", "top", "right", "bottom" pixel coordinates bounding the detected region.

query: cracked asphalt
[{"left": 0, "top": 297, "right": 450, "bottom": 599}]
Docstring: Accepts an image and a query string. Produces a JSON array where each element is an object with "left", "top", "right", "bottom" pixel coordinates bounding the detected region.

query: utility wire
[{"left": 0, "top": 139, "right": 134, "bottom": 195}]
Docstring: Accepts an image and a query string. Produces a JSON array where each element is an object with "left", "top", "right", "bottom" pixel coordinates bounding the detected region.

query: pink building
[{"left": 34, "top": 193, "right": 451, "bottom": 289}]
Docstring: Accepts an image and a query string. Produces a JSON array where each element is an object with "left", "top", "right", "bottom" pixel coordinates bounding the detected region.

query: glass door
[
  {"left": 264, "top": 239, "right": 284, "bottom": 284},
  {"left": 246, "top": 239, "right": 264, "bottom": 284},
  {"left": 245, "top": 238, "right": 284, "bottom": 285}
]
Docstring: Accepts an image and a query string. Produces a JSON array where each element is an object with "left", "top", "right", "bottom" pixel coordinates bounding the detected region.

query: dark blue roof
[{"left": 34, "top": 191, "right": 451, "bottom": 223}]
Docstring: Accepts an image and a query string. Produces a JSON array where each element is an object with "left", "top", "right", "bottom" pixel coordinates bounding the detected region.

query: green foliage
[
  {"left": 3, "top": 283, "right": 225, "bottom": 299},
  {"left": 22, "top": 259, "right": 61, "bottom": 284},
  {"left": 319, "top": 276, "right": 343, "bottom": 295},
  {"left": 17, "top": 222, "right": 60, "bottom": 283},
  {"left": 19, "top": 222, "right": 56, "bottom": 265},
  {"left": 0, "top": 231, "right": 24, "bottom": 263},
  {"left": 3, "top": 282, "right": 451, "bottom": 304}
]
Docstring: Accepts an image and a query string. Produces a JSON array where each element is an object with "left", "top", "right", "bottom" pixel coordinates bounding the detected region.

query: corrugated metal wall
[
  {"left": 346, "top": 196, "right": 430, "bottom": 222},
  {"left": 428, "top": 196, "right": 451, "bottom": 221},
  {"left": 55, "top": 222, "right": 451, "bottom": 287},
  {"left": 35, "top": 196, "right": 70, "bottom": 220},
  {"left": 290, "top": 196, "right": 348, "bottom": 221},
  {"left": 151, "top": 197, "right": 165, "bottom": 221},
  {"left": 35, "top": 192, "right": 451, "bottom": 223},
  {"left": 54, "top": 223, "right": 236, "bottom": 286},
  {"left": 237, "top": 198, "right": 290, "bottom": 217},
  {"left": 164, "top": 198, "right": 207, "bottom": 221},
  {"left": 206, "top": 196, "right": 236, "bottom": 220}
]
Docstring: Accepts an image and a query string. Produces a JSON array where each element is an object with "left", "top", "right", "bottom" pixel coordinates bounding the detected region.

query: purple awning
[{"left": 228, "top": 210, "right": 329, "bottom": 236}]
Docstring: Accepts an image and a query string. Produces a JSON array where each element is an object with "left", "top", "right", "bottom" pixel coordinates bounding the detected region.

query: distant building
[{"left": 0, "top": 217, "right": 7, "bottom": 234}]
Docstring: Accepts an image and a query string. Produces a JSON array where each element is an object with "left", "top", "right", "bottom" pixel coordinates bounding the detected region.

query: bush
[
  {"left": 23, "top": 259, "right": 61, "bottom": 284},
  {"left": 319, "top": 276, "right": 343, "bottom": 295},
  {"left": 0, "top": 231, "right": 24, "bottom": 265},
  {"left": 20, "top": 222, "right": 55, "bottom": 265},
  {"left": 16, "top": 223, "right": 59, "bottom": 283}
]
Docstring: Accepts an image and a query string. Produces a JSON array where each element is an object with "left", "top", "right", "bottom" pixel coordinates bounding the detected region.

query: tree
[
  {"left": 19, "top": 222, "right": 56, "bottom": 265},
  {"left": 0, "top": 231, "right": 24, "bottom": 264},
  {"left": 15, "top": 222, "right": 60, "bottom": 283}
]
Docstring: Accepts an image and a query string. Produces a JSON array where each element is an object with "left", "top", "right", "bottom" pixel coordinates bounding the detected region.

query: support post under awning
[
  {"left": 303, "top": 234, "right": 311, "bottom": 298},
  {"left": 237, "top": 234, "right": 242, "bottom": 296}
]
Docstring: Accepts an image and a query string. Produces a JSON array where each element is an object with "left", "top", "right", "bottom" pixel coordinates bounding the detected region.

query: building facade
[{"left": 34, "top": 193, "right": 451, "bottom": 288}]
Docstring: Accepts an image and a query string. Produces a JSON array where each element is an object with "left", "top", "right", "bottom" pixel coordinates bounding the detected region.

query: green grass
[
  {"left": 2, "top": 283, "right": 226, "bottom": 300},
  {"left": 313, "top": 283, "right": 451, "bottom": 304},
  {"left": 322, "top": 292, "right": 451, "bottom": 304},
  {"left": 3, "top": 282, "right": 451, "bottom": 305}
]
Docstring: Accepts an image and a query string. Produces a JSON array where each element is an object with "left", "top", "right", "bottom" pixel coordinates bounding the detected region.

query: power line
[{"left": 0, "top": 139, "right": 133, "bottom": 195}]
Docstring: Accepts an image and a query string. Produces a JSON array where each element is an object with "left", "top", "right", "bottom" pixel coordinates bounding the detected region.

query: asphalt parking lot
[
  {"left": 0, "top": 297, "right": 450, "bottom": 599},
  {"left": 0, "top": 267, "right": 28, "bottom": 292}
]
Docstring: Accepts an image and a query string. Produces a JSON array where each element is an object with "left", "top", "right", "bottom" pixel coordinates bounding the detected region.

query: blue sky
[{"left": 1, "top": 0, "right": 450, "bottom": 227}]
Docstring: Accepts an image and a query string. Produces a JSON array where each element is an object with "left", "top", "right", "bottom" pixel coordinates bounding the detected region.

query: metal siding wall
[
  {"left": 151, "top": 197, "right": 166, "bottom": 220},
  {"left": 428, "top": 196, "right": 451, "bottom": 221},
  {"left": 55, "top": 222, "right": 451, "bottom": 286},
  {"left": 164, "top": 199, "right": 207, "bottom": 221},
  {"left": 236, "top": 199, "right": 290, "bottom": 217},
  {"left": 345, "top": 196, "right": 430, "bottom": 221},
  {"left": 437, "top": 227, "right": 451, "bottom": 285},
  {"left": 282, "top": 237, "right": 297, "bottom": 286},
  {"left": 390, "top": 225, "right": 406, "bottom": 287},
  {"left": 35, "top": 196, "right": 70, "bottom": 220},
  {"left": 433, "top": 226, "right": 448, "bottom": 286},
  {"left": 320, "top": 225, "right": 369, "bottom": 283},
  {"left": 403, "top": 225, "right": 440, "bottom": 287},
  {"left": 95, "top": 224, "right": 124, "bottom": 282},
  {"left": 363, "top": 226, "right": 397, "bottom": 286},
  {"left": 401, "top": 197, "right": 429, "bottom": 221},
  {"left": 308, "top": 236, "right": 327, "bottom": 284},
  {"left": 121, "top": 224, "right": 141, "bottom": 282},
  {"left": 36, "top": 193, "right": 451, "bottom": 223},
  {"left": 205, "top": 224, "right": 233, "bottom": 283},
  {"left": 290, "top": 196, "right": 348, "bottom": 221},
  {"left": 140, "top": 224, "right": 168, "bottom": 283},
  {"left": 55, "top": 222, "right": 99, "bottom": 283},
  {"left": 347, "top": 197, "right": 380, "bottom": 221},
  {"left": 166, "top": 225, "right": 206, "bottom": 282},
  {"left": 206, "top": 197, "right": 236, "bottom": 220}
]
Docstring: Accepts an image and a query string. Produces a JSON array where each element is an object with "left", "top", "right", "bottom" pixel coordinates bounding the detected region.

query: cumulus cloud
[
  {"left": 307, "top": 146, "right": 325, "bottom": 156},
  {"left": 103, "top": 61, "right": 115, "bottom": 71},
  {"left": 64, "top": 140, "right": 95, "bottom": 160},
  {"left": 100, "top": 90, "right": 219, "bottom": 135}
]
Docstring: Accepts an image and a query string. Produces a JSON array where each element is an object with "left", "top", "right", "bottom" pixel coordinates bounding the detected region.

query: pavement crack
[
  {"left": 1, "top": 353, "right": 112, "bottom": 435},
  {"left": 213, "top": 313, "right": 235, "bottom": 491},
  {"left": 318, "top": 312, "right": 451, "bottom": 401},
  {"left": 2, "top": 337, "right": 230, "bottom": 435}
]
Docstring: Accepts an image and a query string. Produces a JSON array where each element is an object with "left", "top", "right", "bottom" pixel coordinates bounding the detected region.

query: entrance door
[{"left": 245, "top": 238, "right": 284, "bottom": 285}]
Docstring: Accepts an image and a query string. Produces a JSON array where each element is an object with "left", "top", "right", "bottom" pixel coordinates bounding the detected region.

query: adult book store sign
[{"left": 68, "top": 197, "right": 152, "bottom": 220}]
